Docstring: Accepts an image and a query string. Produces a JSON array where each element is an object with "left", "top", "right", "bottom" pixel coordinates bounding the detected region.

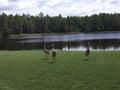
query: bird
[
  {"left": 85, "top": 42, "right": 90, "bottom": 59},
  {"left": 43, "top": 44, "right": 49, "bottom": 57},
  {"left": 52, "top": 43, "right": 56, "bottom": 59},
  {"left": 86, "top": 47, "right": 90, "bottom": 57}
]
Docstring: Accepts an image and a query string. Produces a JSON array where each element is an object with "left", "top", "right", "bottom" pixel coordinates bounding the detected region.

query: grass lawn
[{"left": 0, "top": 50, "right": 120, "bottom": 90}]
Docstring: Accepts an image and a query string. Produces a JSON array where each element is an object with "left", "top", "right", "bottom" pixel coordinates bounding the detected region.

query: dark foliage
[{"left": 0, "top": 12, "right": 120, "bottom": 36}]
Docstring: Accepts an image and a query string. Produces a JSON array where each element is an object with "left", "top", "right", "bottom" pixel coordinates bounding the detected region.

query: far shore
[{"left": 8, "top": 31, "right": 120, "bottom": 37}]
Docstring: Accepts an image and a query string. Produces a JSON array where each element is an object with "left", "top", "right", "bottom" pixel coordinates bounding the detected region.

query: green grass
[{"left": 0, "top": 50, "right": 120, "bottom": 90}]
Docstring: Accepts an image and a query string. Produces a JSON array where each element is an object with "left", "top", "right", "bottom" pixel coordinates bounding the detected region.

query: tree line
[{"left": 0, "top": 12, "right": 120, "bottom": 36}]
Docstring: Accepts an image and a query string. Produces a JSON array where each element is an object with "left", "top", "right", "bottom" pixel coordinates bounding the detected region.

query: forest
[{"left": 0, "top": 12, "right": 120, "bottom": 36}]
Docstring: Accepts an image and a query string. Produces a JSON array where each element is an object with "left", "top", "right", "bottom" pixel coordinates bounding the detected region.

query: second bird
[{"left": 52, "top": 43, "right": 56, "bottom": 58}]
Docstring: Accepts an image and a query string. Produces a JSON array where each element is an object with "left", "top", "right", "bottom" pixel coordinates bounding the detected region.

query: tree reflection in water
[{"left": 0, "top": 37, "right": 120, "bottom": 51}]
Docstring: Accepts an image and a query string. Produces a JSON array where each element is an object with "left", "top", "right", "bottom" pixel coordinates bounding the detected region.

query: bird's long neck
[
  {"left": 44, "top": 44, "right": 46, "bottom": 49},
  {"left": 52, "top": 44, "right": 55, "bottom": 49}
]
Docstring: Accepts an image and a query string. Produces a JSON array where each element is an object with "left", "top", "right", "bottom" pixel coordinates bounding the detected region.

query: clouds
[
  {"left": 74, "top": 0, "right": 120, "bottom": 16},
  {"left": 97, "top": 0, "right": 120, "bottom": 13},
  {"left": 0, "top": 0, "right": 120, "bottom": 16},
  {"left": 0, "top": 0, "right": 17, "bottom": 11}
]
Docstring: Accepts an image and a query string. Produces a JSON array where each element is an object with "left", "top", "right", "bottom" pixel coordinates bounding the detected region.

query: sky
[{"left": 0, "top": 0, "right": 120, "bottom": 17}]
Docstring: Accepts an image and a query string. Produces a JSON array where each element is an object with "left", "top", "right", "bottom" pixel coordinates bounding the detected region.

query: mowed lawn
[{"left": 0, "top": 50, "right": 120, "bottom": 90}]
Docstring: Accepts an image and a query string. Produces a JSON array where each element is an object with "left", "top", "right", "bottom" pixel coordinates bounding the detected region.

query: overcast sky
[{"left": 0, "top": 0, "right": 120, "bottom": 17}]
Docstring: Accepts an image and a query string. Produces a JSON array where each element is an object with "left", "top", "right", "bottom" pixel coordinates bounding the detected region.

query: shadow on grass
[
  {"left": 84, "top": 58, "right": 89, "bottom": 61},
  {"left": 40, "top": 57, "right": 56, "bottom": 64},
  {"left": 41, "top": 57, "right": 49, "bottom": 60},
  {"left": 49, "top": 58, "right": 56, "bottom": 64},
  {"left": 49, "top": 61, "right": 54, "bottom": 64}
]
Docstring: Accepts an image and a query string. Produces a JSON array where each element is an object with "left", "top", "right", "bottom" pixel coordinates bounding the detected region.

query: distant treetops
[{"left": 0, "top": 12, "right": 120, "bottom": 37}]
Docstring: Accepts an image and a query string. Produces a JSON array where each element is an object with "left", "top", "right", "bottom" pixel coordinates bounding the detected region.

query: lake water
[{"left": 0, "top": 32, "right": 120, "bottom": 51}]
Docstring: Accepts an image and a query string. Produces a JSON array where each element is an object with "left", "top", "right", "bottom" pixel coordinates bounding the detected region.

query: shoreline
[{"left": 9, "top": 31, "right": 120, "bottom": 37}]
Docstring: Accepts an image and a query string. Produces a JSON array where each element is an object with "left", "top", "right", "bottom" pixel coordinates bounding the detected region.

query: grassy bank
[
  {"left": 9, "top": 33, "right": 51, "bottom": 37},
  {"left": 8, "top": 31, "right": 120, "bottom": 37},
  {"left": 0, "top": 51, "right": 120, "bottom": 90},
  {"left": 9, "top": 32, "right": 81, "bottom": 37}
]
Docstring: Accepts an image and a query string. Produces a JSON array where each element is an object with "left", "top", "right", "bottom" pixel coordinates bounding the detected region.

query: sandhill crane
[
  {"left": 86, "top": 47, "right": 90, "bottom": 57},
  {"left": 52, "top": 43, "right": 56, "bottom": 59},
  {"left": 43, "top": 44, "right": 49, "bottom": 57},
  {"left": 85, "top": 42, "right": 90, "bottom": 59}
]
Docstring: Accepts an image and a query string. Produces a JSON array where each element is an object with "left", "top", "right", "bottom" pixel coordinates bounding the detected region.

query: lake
[{"left": 0, "top": 32, "right": 120, "bottom": 51}]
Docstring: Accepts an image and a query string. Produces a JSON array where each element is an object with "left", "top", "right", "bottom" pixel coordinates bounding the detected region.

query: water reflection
[
  {"left": 0, "top": 38, "right": 120, "bottom": 51},
  {"left": 0, "top": 32, "right": 120, "bottom": 51},
  {"left": 62, "top": 39, "right": 120, "bottom": 51}
]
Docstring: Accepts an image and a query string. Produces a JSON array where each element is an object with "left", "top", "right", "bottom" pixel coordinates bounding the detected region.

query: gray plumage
[
  {"left": 86, "top": 47, "right": 90, "bottom": 56},
  {"left": 85, "top": 42, "right": 90, "bottom": 60},
  {"left": 43, "top": 44, "right": 49, "bottom": 57},
  {"left": 52, "top": 44, "right": 56, "bottom": 58}
]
